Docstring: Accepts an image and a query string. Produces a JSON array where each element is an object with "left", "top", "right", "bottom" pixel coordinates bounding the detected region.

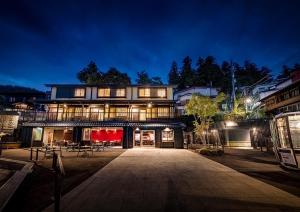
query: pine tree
[{"left": 168, "top": 61, "right": 180, "bottom": 85}]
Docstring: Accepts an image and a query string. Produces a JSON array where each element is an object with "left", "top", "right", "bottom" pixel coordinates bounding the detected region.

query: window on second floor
[
  {"left": 74, "top": 88, "right": 85, "bottom": 97},
  {"left": 138, "top": 87, "right": 167, "bottom": 98},
  {"left": 116, "top": 88, "right": 126, "bottom": 97},
  {"left": 98, "top": 88, "right": 110, "bottom": 97},
  {"left": 139, "top": 88, "right": 151, "bottom": 97},
  {"left": 157, "top": 88, "right": 166, "bottom": 97}
]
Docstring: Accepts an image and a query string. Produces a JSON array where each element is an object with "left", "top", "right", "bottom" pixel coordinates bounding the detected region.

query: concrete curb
[{"left": 0, "top": 158, "right": 34, "bottom": 211}]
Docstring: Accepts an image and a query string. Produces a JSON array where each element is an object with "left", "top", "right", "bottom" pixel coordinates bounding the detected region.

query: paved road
[{"left": 46, "top": 149, "right": 300, "bottom": 211}]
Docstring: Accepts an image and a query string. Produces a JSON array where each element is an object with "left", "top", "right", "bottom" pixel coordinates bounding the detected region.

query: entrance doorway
[
  {"left": 134, "top": 129, "right": 155, "bottom": 147},
  {"left": 141, "top": 130, "right": 155, "bottom": 146}
]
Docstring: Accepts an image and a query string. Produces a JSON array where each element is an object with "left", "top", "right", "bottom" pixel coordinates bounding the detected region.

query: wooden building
[{"left": 20, "top": 84, "right": 184, "bottom": 148}]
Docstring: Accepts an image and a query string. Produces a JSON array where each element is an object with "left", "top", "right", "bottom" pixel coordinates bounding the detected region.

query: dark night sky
[{"left": 1, "top": 0, "right": 300, "bottom": 90}]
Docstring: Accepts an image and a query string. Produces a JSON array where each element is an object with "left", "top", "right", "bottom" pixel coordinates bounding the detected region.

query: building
[
  {"left": 261, "top": 80, "right": 300, "bottom": 115},
  {"left": 174, "top": 87, "right": 219, "bottom": 115},
  {"left": 20, "top": 84, "right": 184, "bottom": 148},
  {"left": 0, "top": 85, "right": 46, "bottom": 111}
]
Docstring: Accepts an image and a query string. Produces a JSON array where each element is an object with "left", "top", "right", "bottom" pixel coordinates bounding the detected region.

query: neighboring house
[
  {"left": 261, "top": 78, "right": 300, "bottom": 115},
  {"left": 174, "top": 87, "right": 219, "bottom": 115},
  {"left": 0, "top": 85, "right": 46, "bottom": 111},
  {"left": 21, "top": 84, "right": 185, "bottom": 148},
  {"left": 240, "top": 73, "right": 297, "bottom": 112}
]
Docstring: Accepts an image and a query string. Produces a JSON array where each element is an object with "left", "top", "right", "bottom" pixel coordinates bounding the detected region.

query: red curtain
[{"left": 91, "top": 129, "right": 123, "bottom": 143}]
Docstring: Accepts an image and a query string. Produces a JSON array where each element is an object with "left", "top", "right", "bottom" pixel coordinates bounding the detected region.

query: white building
[{"left": 174, "top": 87, "right": 219, "bottom": 115}]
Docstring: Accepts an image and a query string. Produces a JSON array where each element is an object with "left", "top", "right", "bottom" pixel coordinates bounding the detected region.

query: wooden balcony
[{"left": 19, "top": 111, "right": 178, "bottom": 122}]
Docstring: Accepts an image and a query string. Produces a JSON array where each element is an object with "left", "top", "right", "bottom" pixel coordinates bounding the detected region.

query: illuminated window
[
  {"left": 74, "top": 88, "right": 85, "bottom": 97},
  {"left": 116, "top": 89, "right": 126, "bottom": 97},
  {"left": 82, "top": 128, "right": 91, "bottom": 141},
  {"left": 276, "top": 118, "right": 290, "bottom": 148},
  {"left": 288, "top": 115, "right": 300, "bottom": 148},
  {"left": 162, "top": 128, "right": 174, "bottom": 142},
  {"left": 98, "top": 88, "right": 110, "bottom": 97},
  {"left": 157, "top": 89, "right": 166, "bottom": 97},
  {"left": 116, "top": 108, "right": 127, "bottom": 117},
  {"left": 139, "top": 88, "right": 150, "bottom": 97},
  {"left": 158, "top": 107, "right": 169, "bottom": 117},
  {"left": 32, "top": 127, "right": 43, "bottom": 141}
]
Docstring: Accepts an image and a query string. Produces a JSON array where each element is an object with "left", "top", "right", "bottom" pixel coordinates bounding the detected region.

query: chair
[
  {"left": 77, "top": 141, "right": 93, "bottom": 157},
  {"left": 92, "top": 141, "right": 105, "bottom": 152},
  {"left": 66, "top": 142, "right": 79, "bottom": 152}
]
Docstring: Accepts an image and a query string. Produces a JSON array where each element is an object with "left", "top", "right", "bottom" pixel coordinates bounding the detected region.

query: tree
[
  {"left": 151, "top": 76, "right": 163, "bottom": 85},
  {"left": 220, "top": 61, "right": 232, "bottom": 93},
  {"left": 185, "top": 93, "right": 225, "bottom": 144},
  {"left": 277, "top": 65, "right": 291, "bottom": 79},
  {"left": 235, "top": 60, "right": 272, "bottom": 87},
  {"left": 179, "top": 56, "right": 195, "bottom": 88},
  {"left": 136, "top": 70, "right": 152, "bottom": 84},
  {"left": 224, "top": 95, "right": 246, "bottom": 121},
  {"left": 136, "top": 71, "right": 163, "bottom": 85},
  {"left": 103, "top": 67, "right": 131, "bottom": 85},
  {"left": 77, "top": 61, "right": 103, "bottom": 84},
  {"left": 195, "top": 56, "right": 224, "bottom": 88},
  {"left": 168, "top": 61, "right": 180, "bottom": 85}
]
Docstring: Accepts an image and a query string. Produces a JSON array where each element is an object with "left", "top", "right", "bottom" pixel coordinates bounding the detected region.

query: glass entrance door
[{"left": 141, "top": 130, "right": 155, "bottom": 146}]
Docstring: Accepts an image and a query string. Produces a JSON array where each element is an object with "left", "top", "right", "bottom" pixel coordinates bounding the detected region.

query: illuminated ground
[{"left": 46, "top": 148, "right": 300, "bottom": 211}]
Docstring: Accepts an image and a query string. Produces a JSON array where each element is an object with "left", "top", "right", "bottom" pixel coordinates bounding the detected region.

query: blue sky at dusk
[{"left": 1, "top": 0, "right": 300, "bottom": 90}]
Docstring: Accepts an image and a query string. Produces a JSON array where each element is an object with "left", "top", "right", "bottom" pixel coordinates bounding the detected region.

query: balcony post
[
  {"left": 56, "top": 104, "right": 59, "bottom": 121},
  {"left": 89, "top": 107, "right": 91, "bottom": 121},
  {"left": 81, "top": 104, "right": 84, "bottom": 121}
]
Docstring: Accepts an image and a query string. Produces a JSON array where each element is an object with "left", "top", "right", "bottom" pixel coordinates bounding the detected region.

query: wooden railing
[{"left": 19, "top": 111, "right": 178, "bottom": 122}]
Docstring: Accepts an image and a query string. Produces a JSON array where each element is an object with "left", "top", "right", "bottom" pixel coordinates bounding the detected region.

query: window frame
[
  {"left": 115, "top": 88, "right": 126, "bottom": 97},
  {"left": 97, "top": 88, "right": 111, "bottom": 98},
  {"left": 74, "top": 88, "right": 86, "bottom": 98},
  {"left": 138, "top": 87, "right": 167, "bottom": 98}
]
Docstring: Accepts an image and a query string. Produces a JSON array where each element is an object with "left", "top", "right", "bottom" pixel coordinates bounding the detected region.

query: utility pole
[{"left": 230, "top": 60, "right": 236, "bottom": 111}]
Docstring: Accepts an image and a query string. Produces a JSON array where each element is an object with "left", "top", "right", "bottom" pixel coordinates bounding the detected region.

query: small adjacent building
[
  {"left": 0, "top": 85, "right": 46, "bottom": 111},
  {"left": 20, "top": 84, "right": 184, "bottom": 148},
  {"left": 261, "top": 75, "right": 300, "bottom": 115},
  {"left": 174, "top": 87, "right": 219, "bottom": 115}
]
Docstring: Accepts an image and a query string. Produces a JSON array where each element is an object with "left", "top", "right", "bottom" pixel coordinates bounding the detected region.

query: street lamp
[{"left": 245, "top": 97, "right": 252, "bottom": 113}]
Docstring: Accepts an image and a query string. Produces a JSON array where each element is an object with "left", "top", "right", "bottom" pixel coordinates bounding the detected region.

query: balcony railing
[{"left": 19, "top": 111, "right": 178, "bottom": 122}]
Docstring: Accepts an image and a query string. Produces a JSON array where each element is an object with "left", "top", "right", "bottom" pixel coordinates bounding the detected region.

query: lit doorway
[
  {"left": 134, "top": 129, "right": 155, "bottom": 147},
  {"left": 141, "top": 130, "right": 155, "bottom": 146}
]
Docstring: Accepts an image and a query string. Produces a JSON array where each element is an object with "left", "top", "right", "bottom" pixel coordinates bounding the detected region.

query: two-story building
[{"left": 20, "top": 84, "right": 184, "bottom": 148}]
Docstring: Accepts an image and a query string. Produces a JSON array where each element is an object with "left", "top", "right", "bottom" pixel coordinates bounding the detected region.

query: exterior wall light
[
  {"left": 246, "top": 98, "right": 252, "bottom": 103},
  {"left": 225, "top": 121, "right": 238, "bottom": 127},
  {"left": 147, "top": 102, "right": 152, "bottom": 108}
]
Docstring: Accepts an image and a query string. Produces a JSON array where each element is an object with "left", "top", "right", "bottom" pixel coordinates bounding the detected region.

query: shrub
[{"left": 197, "top": 147, "right": 224, "bottom": 156}]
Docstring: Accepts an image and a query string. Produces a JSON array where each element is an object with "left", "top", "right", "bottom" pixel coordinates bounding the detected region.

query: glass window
[
  {"left": 32, "top": 127, "right": 43, "bottom": 141},
  {"left": 158, "top": 107, "right": 169, "bottom": 117},
  {"left": 82, "top": 128, "right": 91, "bottom": 141},
  {"left": 162, "top": 128, "right": 174, "bottom": 142},
  {"left": 116, "top": 89, "right": 125, "bottom": 97},
  {"left": 288, "top": 115, "right": 300, "bottom": 149},
  {"left": 116, "top": 108, "right": 127, "bottom": 117},
  {"left": 276, "top": 118, "right": 291, "bottom": 148},
  {"left": 74, "top": 88, "right": 85, "bottom": 97},
  {"left": 139, "top": 88, "right": 150, "bottom": 97},
  {"left": 157, "top": 89, "right": 166, "bottom": 97},
  {"left": 98, "top": 88, "right": 110, "bottom": 97}
]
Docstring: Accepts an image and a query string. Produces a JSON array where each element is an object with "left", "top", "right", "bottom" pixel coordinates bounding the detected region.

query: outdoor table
[
  {"left": 77, "top": 145, "right": 93, "bottom": 157},
  {"left": 92, "top": 142, "right": 105, "bottom": 152},
  {"left": 66, "top": 143, "right": 79, "bottom": 152}
]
